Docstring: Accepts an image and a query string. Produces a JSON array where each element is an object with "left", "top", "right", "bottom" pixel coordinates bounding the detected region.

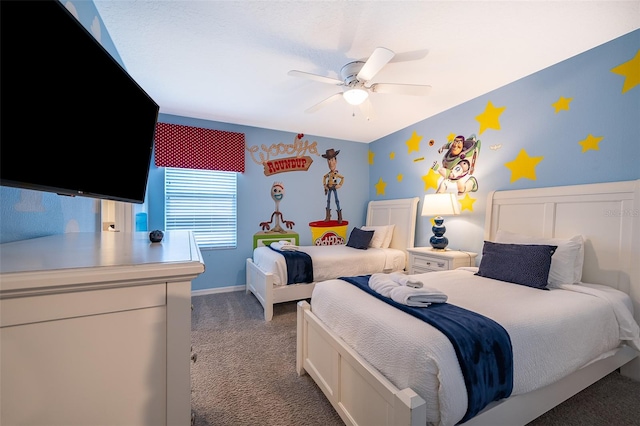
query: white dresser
[{"left": 0, "top": 231, "right": 205, "bottom": 426}]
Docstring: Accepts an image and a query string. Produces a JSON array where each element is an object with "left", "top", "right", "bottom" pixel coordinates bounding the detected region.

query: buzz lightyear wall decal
[
  {"left": 432, "top": 134, "right": 481, "bottom": 195},
  {"left": 259, "top": 182, "right": 295, "bottom": 233},
  {"left": 322, "top": 148, "right": 345, "bottom": 223}
]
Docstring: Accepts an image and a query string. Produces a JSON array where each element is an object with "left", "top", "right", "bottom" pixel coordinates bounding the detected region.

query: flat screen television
[{"left": 0, "top": 0, "right": 159, "bottom": 204}]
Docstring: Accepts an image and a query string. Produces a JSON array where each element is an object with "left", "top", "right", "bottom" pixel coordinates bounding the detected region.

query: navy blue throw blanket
[
  {"left": 268, "top": 245, "right": 313, "bottom": 284},
  {"left": 339, "top": 275, "right": 513, "bottom": 423}
]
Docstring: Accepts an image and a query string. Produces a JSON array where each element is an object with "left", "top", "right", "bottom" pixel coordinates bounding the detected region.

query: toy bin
[{"left": 308, "top": 220, "right": 349, "bottom": 245}]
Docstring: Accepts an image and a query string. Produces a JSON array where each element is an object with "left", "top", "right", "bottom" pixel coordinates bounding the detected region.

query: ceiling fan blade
[
  {"left": 389, "top": 49, "right": 429, "bottom": 63},
  {"left": 305, "top": 93, "right": 343, "bottom": 113},
  {"left": 370, "top": 83, "right": 432, "bottom": 96},
  {"left": 288, "top": 70, "right": 343, "bottom": 86},
  {"left": 357, "top": 47, "right": 394, "bottom": 82}
]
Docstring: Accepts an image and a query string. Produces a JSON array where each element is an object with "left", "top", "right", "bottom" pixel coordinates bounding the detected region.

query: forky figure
[{"left": 259, "top": 182, "right": 295, "bottom": 233}]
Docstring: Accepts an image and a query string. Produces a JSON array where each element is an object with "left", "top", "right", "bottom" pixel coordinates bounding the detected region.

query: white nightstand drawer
[
  {"left": 406, "top": 248, "right": 477, "bottom": 275},
  {"left": 412, "top": 256, "right": 448, "bottom": 271}
]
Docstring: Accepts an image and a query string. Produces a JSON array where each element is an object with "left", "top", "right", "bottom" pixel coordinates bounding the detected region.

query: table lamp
[{"left": 421, "top": 193, "right": 461, "bottom": 250}]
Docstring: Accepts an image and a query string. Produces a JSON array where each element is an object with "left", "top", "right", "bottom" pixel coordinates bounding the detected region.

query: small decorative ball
[{"left": 149, "top": 230, "right": 164, "bottom": 243}]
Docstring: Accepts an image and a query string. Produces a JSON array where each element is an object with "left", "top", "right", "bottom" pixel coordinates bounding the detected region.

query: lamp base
[
  {"left": 429, "top": 216, "right": 449, "bottom": 250},
  {"left": 429, "top": 237, "right": 449, "bottom": 250}
]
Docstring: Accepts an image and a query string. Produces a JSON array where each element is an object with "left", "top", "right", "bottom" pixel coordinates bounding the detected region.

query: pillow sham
[
  {"left": 495, "top": 230, "right": 584, "bottom": 287},
  {"left": 381, "top": 224, "right": 396, "bottom": 248},
  {"left": 361, "top": 225, "right": 389, "bottom": 249},
  {"left": 346, "top": 228, "right": 375, "bottom": 250},
  {"left": 360, "top": 224, "right": 396, "bottom": 248},
  {"left": 475, "top": 241, "right": 557, "bottom": 290}
]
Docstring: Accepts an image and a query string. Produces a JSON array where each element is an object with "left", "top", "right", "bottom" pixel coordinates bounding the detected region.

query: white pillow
[
  {"left": 361, "top": 225, "right": 387, "bottom": 248},
  {"left": 495, "top": 230, "right": 584, "bottom": 287},
  {"left": 382, "top": 224, "right": 395, "bottom": 248}
]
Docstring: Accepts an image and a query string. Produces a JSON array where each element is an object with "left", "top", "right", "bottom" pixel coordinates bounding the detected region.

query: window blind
[{"left": 165, "top": 168, "right": 237, "bottom": 249}]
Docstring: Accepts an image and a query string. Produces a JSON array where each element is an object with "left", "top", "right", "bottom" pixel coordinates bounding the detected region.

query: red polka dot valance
[{"left": 154, "top": 122, "right": 245, "bottom": 172}]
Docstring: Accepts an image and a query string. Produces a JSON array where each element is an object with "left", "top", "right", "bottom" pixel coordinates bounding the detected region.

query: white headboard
[
  {"left": 484, "top": 180, "right": 640, "bottom": 324},
  {"left": 366, "top": 197, "right": 420, "bottom": 255}
]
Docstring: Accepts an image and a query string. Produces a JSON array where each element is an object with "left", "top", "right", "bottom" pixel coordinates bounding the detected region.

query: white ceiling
[{"left": 93, "top": 1, "right": 639, "bottom": 143}]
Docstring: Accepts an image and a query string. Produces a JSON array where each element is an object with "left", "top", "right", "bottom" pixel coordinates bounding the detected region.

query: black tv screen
[{"left": 0, "top": 0, "right": 159, "bottom": 204}]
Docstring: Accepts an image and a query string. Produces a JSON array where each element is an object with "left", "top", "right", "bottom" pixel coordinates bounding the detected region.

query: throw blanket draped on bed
[
  {"left": 339, "top": 275, "right": 513, "bottom": 423},
  {"left": 268, "top": 245, "right": 313, "bottom": 284}
]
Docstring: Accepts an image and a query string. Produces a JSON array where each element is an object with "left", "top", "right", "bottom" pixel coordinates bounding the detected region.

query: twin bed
[
  {"left": 296, "top": 180, "right": 640, "bottom": 426},
  {"left": 246, "top": 197, "right": 419, "bottom": 321}
]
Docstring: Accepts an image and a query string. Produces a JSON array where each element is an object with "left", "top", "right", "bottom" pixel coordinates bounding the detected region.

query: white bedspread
[
  {"left": 310, "top": 268, "right": 640, "bottom": 426},
  {"left": 252, "top": 244, "right": 406, "bottom": 286}
]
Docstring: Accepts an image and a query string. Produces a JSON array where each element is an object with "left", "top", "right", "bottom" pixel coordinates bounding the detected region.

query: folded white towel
[
  {"left": 368, "top": 273, "right": 400, "bottom": 297},
  {"left": 389, "top": 272, "right": 424, "bottom": 288},
  {"left": 388, "top": 285, "right": 448, "bottom": 307},
  {"left": 270, "top": 242, "right": 299, "bottom": 251}
]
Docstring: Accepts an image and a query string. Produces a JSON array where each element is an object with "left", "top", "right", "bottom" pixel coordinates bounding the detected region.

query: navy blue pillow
[
  {"left": 346, "top": 228, "right": 375, "bottom": 250},
  {"left": 475, "top": 241, "right": 557, "bottom": 289}
]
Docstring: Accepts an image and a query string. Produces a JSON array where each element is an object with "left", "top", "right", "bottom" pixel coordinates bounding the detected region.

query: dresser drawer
[
  {"left": 411, "top": 255, "right": 449, "bottom": 272},
  {"left": 411, "top": 265, "right": 438, "bottom": 274},
  {"left": 407, "top": 248, "right": 478, "bottom": 275}
]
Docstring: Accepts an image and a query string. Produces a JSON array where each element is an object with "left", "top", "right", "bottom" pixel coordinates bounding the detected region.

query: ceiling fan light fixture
[{"left": 343, "top": 88, "right": 368, "bottom": 106}]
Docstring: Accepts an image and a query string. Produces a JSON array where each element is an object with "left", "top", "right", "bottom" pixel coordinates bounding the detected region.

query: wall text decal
[{"left": 246, "top": 134, "right": 318, "bottom": 176}]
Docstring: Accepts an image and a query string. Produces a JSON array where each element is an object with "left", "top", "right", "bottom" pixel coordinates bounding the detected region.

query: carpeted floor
[{"left": 191, "top": 290, "right": 640, "bottom": 426}]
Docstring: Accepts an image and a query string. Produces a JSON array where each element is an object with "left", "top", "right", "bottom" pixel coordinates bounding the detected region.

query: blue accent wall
[
  {"left": 148, "top": 115, "right": 369, "bottom": 291},
  {"left": 1, "top": 1, "right": 638, "bottom": 292},
  {"left": 369, "top": 29, "right": 640, "bottom": 260}
]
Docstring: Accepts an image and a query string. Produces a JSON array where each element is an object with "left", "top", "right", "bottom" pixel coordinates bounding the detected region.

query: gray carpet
[{"left": 191, "top": 290, "right": 640, "bottom": 426}]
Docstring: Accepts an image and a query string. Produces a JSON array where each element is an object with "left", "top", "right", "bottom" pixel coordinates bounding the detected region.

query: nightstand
[{"left": 407, "top": 247, "right": 477, "bottom": 274}]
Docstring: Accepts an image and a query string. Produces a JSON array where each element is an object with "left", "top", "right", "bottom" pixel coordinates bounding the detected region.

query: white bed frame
[
  {"left": 246, "top": 197, "right": 419, "bottom": 321},
  {"left": 297, "top": 180, "right": 640, "bottom": 426}
]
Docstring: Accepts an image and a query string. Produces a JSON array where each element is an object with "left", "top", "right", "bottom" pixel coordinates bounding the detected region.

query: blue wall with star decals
[
  {"left": 0, "top": 1, "right": 637, "bottom": 291},
  {"left": 368, "top": 29, "right": 639, "bottom": 257}
]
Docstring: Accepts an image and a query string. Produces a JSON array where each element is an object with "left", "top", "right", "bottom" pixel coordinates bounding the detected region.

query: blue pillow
[
  {"left": 346, "top": 228, "right": 375, "bottom": 250},
  {"left": 475, "top": 241, "right": 557, "bottom": 289}
]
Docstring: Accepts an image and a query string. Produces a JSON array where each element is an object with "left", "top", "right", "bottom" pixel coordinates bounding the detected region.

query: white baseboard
[{"left": 191, "top": 285, "right": 245, "bottom": 297}]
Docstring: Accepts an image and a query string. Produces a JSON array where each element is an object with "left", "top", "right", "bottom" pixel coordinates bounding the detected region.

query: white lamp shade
[
  {"left": 343, "top": 88, "right": 368, "bottom": 105},
  {"left": 421, "top": 193, "right": 461, "bottom": 217}
]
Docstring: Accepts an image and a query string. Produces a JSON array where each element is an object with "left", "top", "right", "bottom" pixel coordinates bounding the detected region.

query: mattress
[
  {"left": 310, "top": 268, "right": 640, "bottom": 426},
  {"left": 252, "top": 244, "right": 406, "bottom": 286}
]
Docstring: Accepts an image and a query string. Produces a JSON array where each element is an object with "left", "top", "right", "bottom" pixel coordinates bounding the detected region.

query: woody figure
[{"left": 322, "top": 148, "right": 344, "bottom": 223}]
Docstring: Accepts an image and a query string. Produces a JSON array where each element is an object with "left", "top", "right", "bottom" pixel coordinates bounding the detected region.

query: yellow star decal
[
  {"left": 397, "top": 174, "right": 403, "bottom": 182},
  {"left": 446, "top": 132, "right": 457, "bottom": 142},
  {"left": 579, "top": 134, "right": 604, "bottom": 153},
  {"left": 375, "top": 178, "right": 387, "bottom": 196},
  {"left": 611, "top": 49, "right": 640, "bottom": 93},
  {"left": 406, "top": 131, "right": 423, "bottom": 154},
  {"left": 459, "top": 194, "right": 476, "bottom": 212},
  {"left": 421, "top": 169, "right": 441, "bottom": 191},
  {"left": 475, "top": 101, "right": 506, "bottom": 134},
  {"left": 504, "top": 149, "right": 543, "bottom": 183},
  {"left": 552, "top": 96, "right": 573, "bottom": 113},
  {"left": 368, "top": 150, "right": 375, "bottom": 165},
  {"left": 390, "top": 151, "right": 395, "bottom": 160}
]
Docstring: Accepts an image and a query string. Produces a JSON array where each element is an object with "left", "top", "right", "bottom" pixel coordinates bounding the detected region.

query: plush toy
[
  {"left": 322, "top": 148, "right": 345, "bottom": 223},
  {"left": 259, "top": 182, "right": 295, "bottom": 233}
]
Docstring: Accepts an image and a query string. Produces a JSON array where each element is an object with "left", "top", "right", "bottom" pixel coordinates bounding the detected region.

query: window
[{"left": 165, "top": 168, "right": 237, "bottom": 249}]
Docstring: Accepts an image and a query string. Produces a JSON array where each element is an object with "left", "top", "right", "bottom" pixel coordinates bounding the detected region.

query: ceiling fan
[{"left": 288, "top": 47, "right": 432, "bottom": 116}]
